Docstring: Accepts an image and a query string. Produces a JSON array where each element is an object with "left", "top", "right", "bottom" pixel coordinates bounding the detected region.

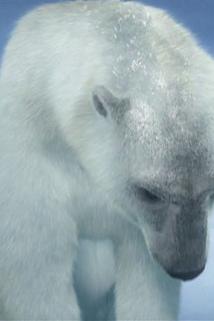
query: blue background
[{"left": 0, "top": 0, "right": 214, "bottom": 320}]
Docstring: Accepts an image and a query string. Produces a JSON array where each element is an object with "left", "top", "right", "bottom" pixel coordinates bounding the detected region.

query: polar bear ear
[{"left": 92, "top": 86, "right": 129, "bottom": 119}]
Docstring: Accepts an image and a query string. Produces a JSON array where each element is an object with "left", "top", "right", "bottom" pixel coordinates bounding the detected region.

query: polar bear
[{"left": 0, "top": 0, "right": 214, "bottom": 320}]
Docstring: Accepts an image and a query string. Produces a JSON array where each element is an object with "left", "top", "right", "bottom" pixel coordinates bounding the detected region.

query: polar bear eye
[
  {"left": 142, "top": 188, "right": 161, "bottom": 202},
  {"left": 134, "top": 185, "right": 163, "bottom": 204}
]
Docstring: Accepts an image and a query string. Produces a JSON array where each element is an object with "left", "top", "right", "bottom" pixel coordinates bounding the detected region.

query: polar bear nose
[{"left": 167, "top": 265, "right": 205, "bottom": 281}]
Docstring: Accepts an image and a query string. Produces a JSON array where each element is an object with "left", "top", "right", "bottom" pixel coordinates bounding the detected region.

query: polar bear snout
[
  {"left": 153, "top": 241, "right": 207, "bottom": 282},
  {"left": 144, "top": 199, "right": 209, "bottom": 281},
  {"left": 167, "top": 265, "right": 205, "bottom": 281}
]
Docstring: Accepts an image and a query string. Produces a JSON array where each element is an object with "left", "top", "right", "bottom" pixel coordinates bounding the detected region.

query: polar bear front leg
[
  {"left": 115, "top": 232, "right": 181, "bottom": 321},
  {"left": 0, "top": 208, "right": 80, "bottom": 321}
]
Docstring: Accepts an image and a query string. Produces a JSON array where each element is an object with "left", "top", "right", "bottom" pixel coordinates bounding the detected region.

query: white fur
[{"left": 0, "top": 0, "right": 214, "bottom": 320}]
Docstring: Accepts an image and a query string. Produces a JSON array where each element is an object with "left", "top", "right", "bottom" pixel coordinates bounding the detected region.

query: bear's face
[{"left": 93, "top": 85, "right": 214, "bottom": 280}]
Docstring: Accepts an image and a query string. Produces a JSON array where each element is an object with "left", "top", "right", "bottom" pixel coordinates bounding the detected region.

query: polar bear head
[{"left": 91, "top": 81, "right": 214, "bottom": 281}]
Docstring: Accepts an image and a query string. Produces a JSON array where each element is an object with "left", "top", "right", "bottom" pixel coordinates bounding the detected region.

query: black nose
[{"left": 167, "top": 266, "right": 205, "bottom": 281}]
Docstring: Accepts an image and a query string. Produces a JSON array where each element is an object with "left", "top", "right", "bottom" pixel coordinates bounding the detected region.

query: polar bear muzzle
[{"left": 148, "top": 199, "right": 209, "bottom": 281}]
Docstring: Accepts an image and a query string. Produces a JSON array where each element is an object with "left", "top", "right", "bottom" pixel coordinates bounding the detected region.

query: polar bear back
[
  {"left": 1, "top": 0, "right": 214, "bottom": 158},
  {"left": 0, "top": 0, "right": 208, "bottom": 103}
]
